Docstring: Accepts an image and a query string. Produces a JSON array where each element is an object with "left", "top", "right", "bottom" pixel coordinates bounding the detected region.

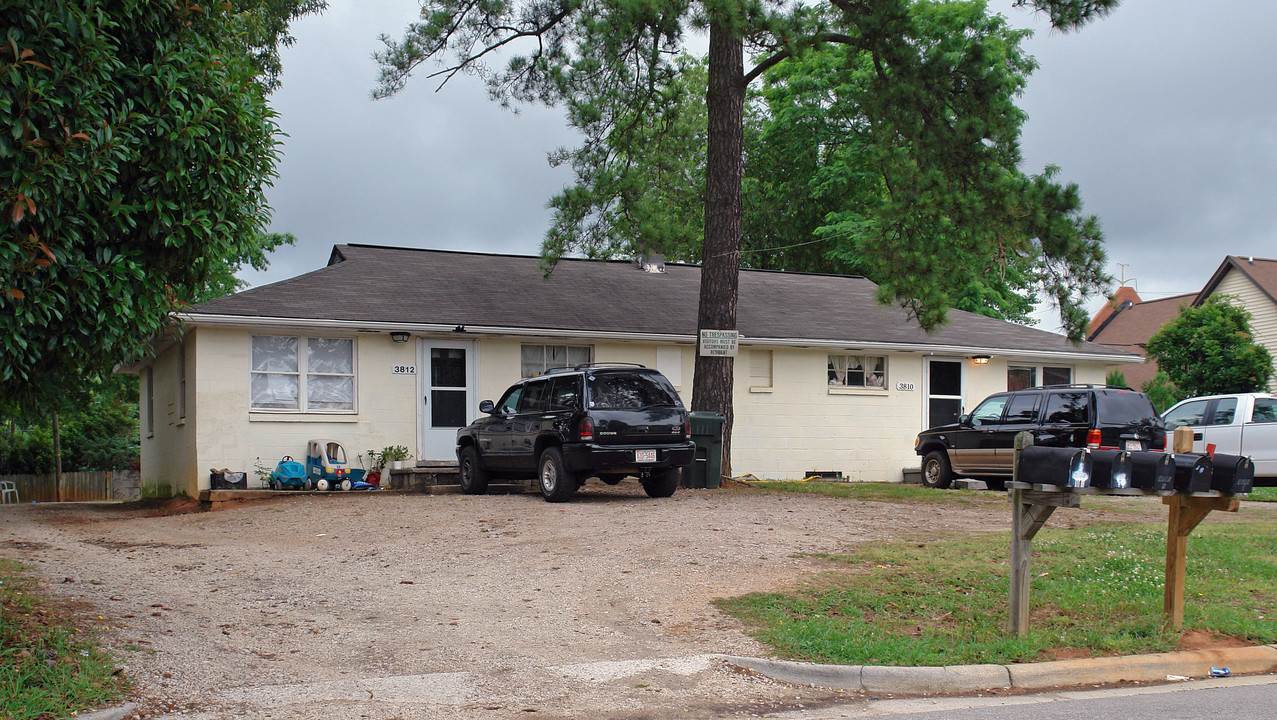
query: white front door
[{"left": 418, "top": 339, "right": 476, "bottom": 462}]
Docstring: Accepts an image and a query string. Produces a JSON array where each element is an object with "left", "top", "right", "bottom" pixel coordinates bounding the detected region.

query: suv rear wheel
[
  {"left": 641, "top": 467, "right": 681, "bottom": 498},
  {"left": 538, "top": 447, "right": 578, "bottom": 503},
  {"left": 459, "top": 445, "right": 489, "bottom": 495},
  {"left": 922, "top": 450, "right": 953, "bottom": 489}
]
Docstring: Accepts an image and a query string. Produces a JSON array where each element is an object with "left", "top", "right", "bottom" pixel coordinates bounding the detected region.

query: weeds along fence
[{"left": 0, "top": 470, "right": 140, "bottom": 503}]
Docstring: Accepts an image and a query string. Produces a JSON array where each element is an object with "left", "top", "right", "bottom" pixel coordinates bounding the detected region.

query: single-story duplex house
[{"left": 126, "top": 244, "right": 1140, "bottom": 497}]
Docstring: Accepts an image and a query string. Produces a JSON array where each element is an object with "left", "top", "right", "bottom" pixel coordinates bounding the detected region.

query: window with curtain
[
  {"left": 827, "top": 354, "right": 887, "bottom": 388},
  {"left": 520, "top": 344, "right": 591, "bottom": 377},
  {"left": 251, "top": 336, "right": 355, "bottom": 412}
]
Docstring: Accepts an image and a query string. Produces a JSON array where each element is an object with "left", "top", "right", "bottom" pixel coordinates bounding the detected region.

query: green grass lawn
[
  {"left": 717, "top": 484, "right": 1277, "bottom": 667},
  {"left": 0, "top": 558, "right": 127, "bottom": 719},
  {"left": 1249, "top": 486, "right": 1277, "bottom": 502},
  {"left": 734, "top": 480, "right": 1007, "bottom": 506}
]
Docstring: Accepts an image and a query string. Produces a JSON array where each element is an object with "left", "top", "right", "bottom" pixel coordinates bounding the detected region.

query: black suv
[
  {"left": 914, "top": 385, "right": 1166, "bottom": 489},
  {"left": 456, "top": 364, "right": 695, "bottom": 502}
]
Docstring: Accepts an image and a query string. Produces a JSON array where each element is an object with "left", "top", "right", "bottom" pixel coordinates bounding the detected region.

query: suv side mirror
[
  {"left": 479, "top": 400, "right": 495, "bottom": 414},
  {"left": 959, "top": 413, "right": 972, "bottom": 427}
]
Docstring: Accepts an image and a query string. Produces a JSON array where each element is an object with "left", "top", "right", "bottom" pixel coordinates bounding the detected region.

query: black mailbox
[
  {"left": 1209, "top": 454, "right": 1254, "bottom": 495},
  {"left": 1018, "top": 445, "right": 1092, "bottom": 488},
  {"left": 1090, "top": 449, "right": 1134, "bottom": 489},
  {"left": 1128, "top": 451, "right": 1175, "bottom": 492},
  {"left": 1172, "top": 454, "right": 1213, "bottom": 493}
]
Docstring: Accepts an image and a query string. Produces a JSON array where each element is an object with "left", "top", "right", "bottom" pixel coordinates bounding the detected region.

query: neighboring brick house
[
  {"left": 122, "top": 244, "right": 1140, "bottom": 497},
  {"left": 1088, "top": 255, "right": 1277, "bottom": 392}
]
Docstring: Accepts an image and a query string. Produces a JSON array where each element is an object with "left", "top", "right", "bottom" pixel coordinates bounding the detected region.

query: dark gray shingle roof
[{"left": 191, "top": 244, "right": 1134, "bottom": 358}]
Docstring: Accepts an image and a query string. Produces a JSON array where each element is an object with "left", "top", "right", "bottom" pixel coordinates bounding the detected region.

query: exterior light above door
[
  {"left": 970, "top": 355, "right": 991, "bottom": 365},
  {"left": 390, "top": 331, "right": 411, "bottom": 343}
]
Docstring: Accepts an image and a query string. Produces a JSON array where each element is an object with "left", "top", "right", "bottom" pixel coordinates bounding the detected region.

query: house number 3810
[{"left": 392, "top": 365, "right": 417, "bottom": 375}]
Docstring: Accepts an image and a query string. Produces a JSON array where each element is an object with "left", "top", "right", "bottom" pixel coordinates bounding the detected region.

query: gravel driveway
[{"left": 1, "top": 485, "right": 1014, "bottom": 719}]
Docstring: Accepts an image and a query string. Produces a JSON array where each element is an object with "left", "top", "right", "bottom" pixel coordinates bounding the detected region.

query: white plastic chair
[{"left": 0, "top": 480, "right": 17, "bottom": 504}]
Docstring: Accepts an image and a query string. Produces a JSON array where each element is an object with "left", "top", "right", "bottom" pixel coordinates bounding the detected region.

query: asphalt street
[{"left": 765, "top": 675, "right": 1277, "bottom": 719}]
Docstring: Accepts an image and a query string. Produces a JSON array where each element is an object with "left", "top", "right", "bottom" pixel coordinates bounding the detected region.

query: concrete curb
[
  {"left": 720, "top": 644, "right": 1277, "bottom": 696},
  {"left": 75, "top": 702, "right": 138, "bottom": 720}
]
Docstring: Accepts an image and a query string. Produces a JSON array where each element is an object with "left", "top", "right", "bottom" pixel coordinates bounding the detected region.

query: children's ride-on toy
[
  {"left": 269, "top": 456, "right": 310, "bottom": 490},
  {"left": 306, "top": 439, "right": 365, "bottom": 491}
]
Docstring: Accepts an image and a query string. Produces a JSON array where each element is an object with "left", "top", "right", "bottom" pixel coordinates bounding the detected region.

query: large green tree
[
  {"left": 1144, "top": 296, "right": 1274, "bottom": 398},
  {"left": 1, "top": 0, "right": 322, "bottom": 406},
  {"left": 544, "top": 3, "right": 1087, "bottom": 326},
  {"left": 376, "top": 0, "right": 1118, "bottom": 476}
]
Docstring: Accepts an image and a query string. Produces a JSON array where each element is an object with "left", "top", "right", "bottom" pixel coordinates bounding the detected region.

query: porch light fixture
[
  {"left": 390, "top": 331, "right": 411, "bottom": 343},
  {"left": 970, "top": 355, "right": 991, "bottom": 365}
]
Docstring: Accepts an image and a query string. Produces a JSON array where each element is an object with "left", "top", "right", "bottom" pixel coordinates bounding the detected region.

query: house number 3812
[{"left": 392, "top": 365, "right": 416, "bottom": 375}]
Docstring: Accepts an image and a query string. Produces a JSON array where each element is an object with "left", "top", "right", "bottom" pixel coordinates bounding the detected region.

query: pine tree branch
[{"left": 744, "top": 33, "right": 856, "bottom": 87}]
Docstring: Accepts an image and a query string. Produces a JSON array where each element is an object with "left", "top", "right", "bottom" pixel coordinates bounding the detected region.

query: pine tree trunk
[
  {"left": 53, "top": 410, "right": 63, "bottom": 502},
  {"left": 692, "top": 21, "right": 745, "bottom": 481}
]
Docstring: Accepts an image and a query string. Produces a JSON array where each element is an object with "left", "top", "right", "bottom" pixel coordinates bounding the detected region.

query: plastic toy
[
  {"left": 305, "top": 439, "right": 365, "bottom": 491},
  {"left": 268, "top": 456, "right": 310, "bottom": 490}
]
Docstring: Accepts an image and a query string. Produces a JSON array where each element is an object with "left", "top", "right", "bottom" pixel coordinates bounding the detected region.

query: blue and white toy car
[{"left": 305, "top": 439, "right": 366, "bottom": 491}]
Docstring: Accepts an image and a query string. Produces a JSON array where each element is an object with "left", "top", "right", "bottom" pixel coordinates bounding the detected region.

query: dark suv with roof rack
[
  {"left": 455, "top": 364, "right": 695, "bottom": 502},
  {"left": 914, "top": 384, "right": 1166, "bottom": 489}
]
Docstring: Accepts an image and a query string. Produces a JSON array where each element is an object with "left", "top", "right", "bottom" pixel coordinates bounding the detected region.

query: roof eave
[{"left": 183, "top": 313, "right": 1140, "bottom": 364}]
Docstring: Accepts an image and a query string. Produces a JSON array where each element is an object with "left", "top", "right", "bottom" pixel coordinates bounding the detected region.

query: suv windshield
[
  {"left": 1096, "top": 390, "right": 1161, "bottom": 425},
  {"left": 588, "top": 373, "right": 682, "bottom": 410}
]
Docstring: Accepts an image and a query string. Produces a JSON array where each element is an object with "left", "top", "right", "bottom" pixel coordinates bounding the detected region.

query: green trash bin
[{"left": 684, "top": 411, "right": 725, "bottom": 489}]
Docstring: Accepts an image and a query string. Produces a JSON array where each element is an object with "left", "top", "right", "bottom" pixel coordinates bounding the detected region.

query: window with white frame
[
  {"left": 828, "top": 354, "right": 886, "bottom": 388},
  {"left": 521, "top": 344, "right": 591, "bottom": 377},
  {"left": 251, "top": 336, "right": 355, "bottom": 412}
]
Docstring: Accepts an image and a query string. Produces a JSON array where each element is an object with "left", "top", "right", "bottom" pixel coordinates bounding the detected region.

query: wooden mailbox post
[
  {"left": 1007, "top": 428, "right": 1243, "bottom": 637},
  {"left": 1162, "top": 425, "right": 1239, "bottom": 629}
]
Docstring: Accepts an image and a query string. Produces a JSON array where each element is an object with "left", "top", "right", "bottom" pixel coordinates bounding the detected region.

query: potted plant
[{"left": 382, "top": 445, "right": 412, "bottom": 470}]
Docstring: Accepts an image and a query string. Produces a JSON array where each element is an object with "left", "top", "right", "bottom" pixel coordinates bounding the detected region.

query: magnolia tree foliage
[
  {"left": 377, "top": 0, "right": 1119, "bottom": 474},
  {"left": 1, "top": 1, "right": 321, "bottom": 405},
  {"left": 1144, "top": 296, "right": 1274, "bottom": 398}
]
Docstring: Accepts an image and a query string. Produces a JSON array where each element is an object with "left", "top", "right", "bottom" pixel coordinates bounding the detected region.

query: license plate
[
  {"left": 1124, "top": 440, "right": 1142, "bottom": 451},
  {"left": 635, "top": 449, "right": 657, "bottom": 463}
]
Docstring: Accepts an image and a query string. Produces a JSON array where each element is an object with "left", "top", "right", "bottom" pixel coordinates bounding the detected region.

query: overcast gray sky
[{"left": 244, "top": 0, "right": 1277, "bottom": 333}]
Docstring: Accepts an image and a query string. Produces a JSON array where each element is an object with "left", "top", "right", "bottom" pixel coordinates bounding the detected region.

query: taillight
[
  {"left": 579, "top": 417, "right": 594, "bottom": 441},
  {"left": 1086, "top": 429, "right": 1101, "bottom": 449},
  {"left": 683, "top": 420, "right": 690, "bottom": 437}
]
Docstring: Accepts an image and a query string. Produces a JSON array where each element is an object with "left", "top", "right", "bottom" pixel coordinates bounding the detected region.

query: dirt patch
[
  {"left": 1, "top": 539, "right": 49, "bottom": 551},
  {"left": 83, "top": 539, "right": 204, "bottom": 551},
  {"left": 1177, "top": 630, "right": 1256, "bottom": 651},
  {"left": 119, "top": 496, "right": 204, "bottom": 517}
]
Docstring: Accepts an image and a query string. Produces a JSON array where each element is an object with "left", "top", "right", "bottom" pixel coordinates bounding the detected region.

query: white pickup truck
[{"left": 1162, "top": 392, "right": 1277, "bottom": 484}]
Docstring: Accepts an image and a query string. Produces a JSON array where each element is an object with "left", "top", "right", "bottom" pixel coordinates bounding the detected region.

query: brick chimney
[{"left": 1087, "top": 285, "right": 1142, "bottom": 338}]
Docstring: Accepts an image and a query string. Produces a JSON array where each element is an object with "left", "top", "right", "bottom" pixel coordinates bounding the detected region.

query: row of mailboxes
[{"left": 1017, "top": 445, "right": 1254, "bottom": 495}]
